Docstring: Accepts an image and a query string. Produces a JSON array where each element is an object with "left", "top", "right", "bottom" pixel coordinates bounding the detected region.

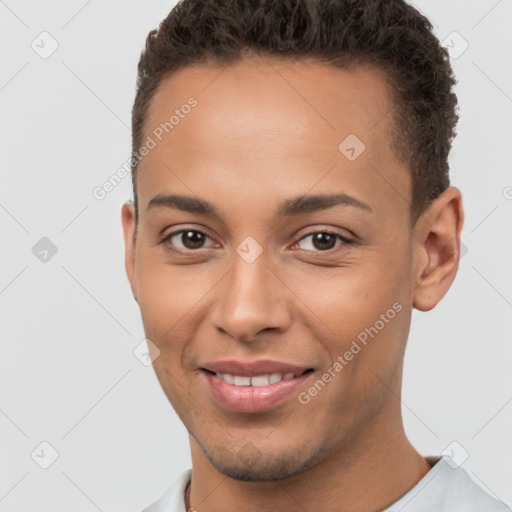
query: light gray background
[{"left": 1, "top": 1, "right": 511, "bottom": 510}]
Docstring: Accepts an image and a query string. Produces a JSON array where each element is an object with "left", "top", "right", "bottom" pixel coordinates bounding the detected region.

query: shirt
[{"left": 142, "top": 455, "right": 511, "bottom": 511}]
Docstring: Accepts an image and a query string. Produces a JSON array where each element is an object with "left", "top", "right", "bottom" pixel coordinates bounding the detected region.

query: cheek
[
  {"left": 134, "top": 255, "right": 212, "bottom": 337},
  {"left": 301, "top": 261, "right": 405, "bottom": 328},
  {"left": 296, "top": 249, "right": 411, "bottom": 369}
]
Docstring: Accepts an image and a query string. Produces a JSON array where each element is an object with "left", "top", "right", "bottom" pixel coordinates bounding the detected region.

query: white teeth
[
  {"left": 217, "top": 372, "right": 296, "bottom": 386},
  {"left": 234, "top": 376, "right": 251, "bottom": 386},
  {"left": 269, "top": 373, "right": 283, "bottom": 384},
  {"left": 222, "top": 373, "right": 235, "bottom": 384},
  {"left": 250, "top": 375, "right": 270, "bottom": 386}
]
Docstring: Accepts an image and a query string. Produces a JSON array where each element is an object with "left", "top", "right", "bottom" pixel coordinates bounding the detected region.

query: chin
[
  {"left": 199, "top": 441, "right": 321, "bottom": 482},
  {"left": 210, "top": 459, "right": 306, "bottom": 482}
]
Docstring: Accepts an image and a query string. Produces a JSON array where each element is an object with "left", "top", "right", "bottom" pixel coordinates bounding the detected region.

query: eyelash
[{"left": 159, "top": 228, "right": 354, "bottom": 254}]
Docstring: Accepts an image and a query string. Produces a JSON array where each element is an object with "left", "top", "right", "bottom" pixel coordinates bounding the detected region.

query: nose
[{"left": 210, "top": 252, "right": 291, "bottom": 342}]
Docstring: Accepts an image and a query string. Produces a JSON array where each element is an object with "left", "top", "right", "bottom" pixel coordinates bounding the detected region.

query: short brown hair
[{"left": 131, "top": 0, "right": 458, "bottom": 225}]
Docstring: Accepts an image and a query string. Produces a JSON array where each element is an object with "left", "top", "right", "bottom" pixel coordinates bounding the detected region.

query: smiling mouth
[{"left": 201, "top": 368, "right": 314, "bottom": 387}]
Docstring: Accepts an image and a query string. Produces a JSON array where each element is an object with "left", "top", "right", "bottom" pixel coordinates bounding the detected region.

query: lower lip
[{"left": 202, "top": 370, "right": 312, "bottom": 413}]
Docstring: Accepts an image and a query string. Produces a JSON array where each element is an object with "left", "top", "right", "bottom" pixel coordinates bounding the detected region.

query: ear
[
  {"left": 412, "top": 186, "right": 465, "bottom": 311},
  {"left": 121, "top": 201, "right": 138, "bottom": 302}
]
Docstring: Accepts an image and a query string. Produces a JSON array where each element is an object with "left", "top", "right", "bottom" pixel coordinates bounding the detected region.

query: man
[{"left": 121, "top": 0, "right": 510, "bottom": 510}]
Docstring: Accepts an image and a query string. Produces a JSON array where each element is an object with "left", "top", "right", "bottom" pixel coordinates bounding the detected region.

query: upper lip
[{"left": 201, "top": 359, "right": 313, "bottom": 377}]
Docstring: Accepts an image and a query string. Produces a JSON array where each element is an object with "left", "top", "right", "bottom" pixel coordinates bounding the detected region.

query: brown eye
[
  {"left": 296, "top": 231, "right": 352, "bottom": 252},
  {"left": 161, "top": 229, "right": 213, "bottom": 251}
]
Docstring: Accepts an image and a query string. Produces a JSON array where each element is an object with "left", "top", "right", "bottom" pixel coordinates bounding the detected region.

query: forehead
[{"left": 137, "top": 56, "right": 410, "bottom": 222}]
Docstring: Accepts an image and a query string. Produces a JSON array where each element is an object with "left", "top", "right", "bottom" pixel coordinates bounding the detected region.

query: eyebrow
[{"left": 146, "top": 192, "right": 373, "bottom": 217}]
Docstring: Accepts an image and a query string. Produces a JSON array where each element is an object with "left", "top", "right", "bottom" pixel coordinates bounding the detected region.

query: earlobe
[
  {"left": 412, "top": 187, "right": 464, "bottom": 312},
  {"left": 121, "top": 201, "right": 138, "bottom": 302}
]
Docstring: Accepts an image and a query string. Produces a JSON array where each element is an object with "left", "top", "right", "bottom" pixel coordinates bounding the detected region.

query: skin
[{"left": 121, "top": 56, "right": 464, "bottom": 512}]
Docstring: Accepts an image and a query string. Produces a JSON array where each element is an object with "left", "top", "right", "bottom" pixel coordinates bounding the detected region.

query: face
[{"left": 122, "top": 57, "right": 439, "bottom": 481}]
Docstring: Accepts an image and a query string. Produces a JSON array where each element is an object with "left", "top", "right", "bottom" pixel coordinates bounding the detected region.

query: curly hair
[{"left": 131, "top": 0, "right": 458, "bottom": 226}]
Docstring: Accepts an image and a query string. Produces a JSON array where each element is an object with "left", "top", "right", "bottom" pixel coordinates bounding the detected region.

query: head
[{"left": 122, "top": 0, "right": 464, "bottom": 482}]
